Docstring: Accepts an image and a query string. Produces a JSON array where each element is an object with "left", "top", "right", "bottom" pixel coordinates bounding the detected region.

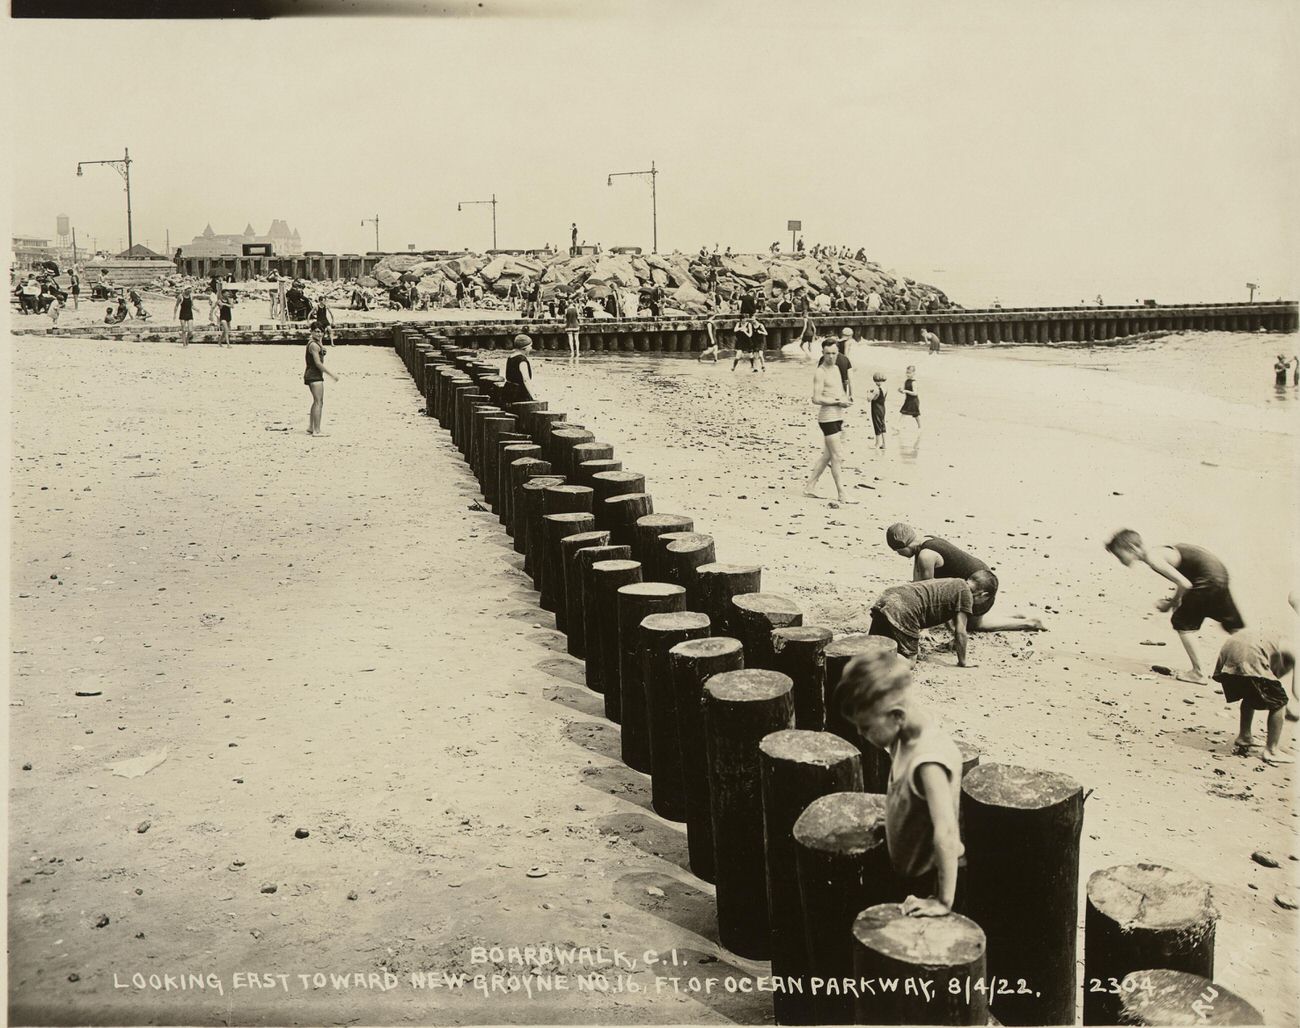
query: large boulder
[
  {"left": 670, "top": 283, "right": 711, "bottom": 312},
  {"left": 479, "top": 255, "right": 511, "bottom": 283},
  {"left": 721, "top": 254, "right": 767, "bottom": 280}
]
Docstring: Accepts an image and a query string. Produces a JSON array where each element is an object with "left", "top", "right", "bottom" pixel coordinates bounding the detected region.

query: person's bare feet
[
  {"left": 1175, "top": 669, "right": 1206, "bottom": 684},
  {"left": 836, "top": 497, "right": 858, "bottom": 505},
  {"left": 1231, "top": 736, "right": 1254, "bottom": 756},
  {"left": 801, "top": 489, "right": 819, "bottom": 498},
  {"left": 1263, "top": 749, "right": 1295, "bottom": 765}
]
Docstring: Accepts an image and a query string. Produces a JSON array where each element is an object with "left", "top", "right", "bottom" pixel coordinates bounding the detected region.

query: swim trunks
[
  {"left": 818, "top": 420, "right": 843, "bottom": 437},
  {"left": 1215, "top": 674, "right": 1287, "bottom": 712}
]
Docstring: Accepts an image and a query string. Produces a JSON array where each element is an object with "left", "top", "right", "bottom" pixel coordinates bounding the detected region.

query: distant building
[
  {"left": 180, "top": 220, "right": 304, "bottom": 258},
  {"left": 117, "top": 243, "right": 163, "bottom": 259},
  {"left": 13, "top": 235, "right": 54, "bottom": 269}
]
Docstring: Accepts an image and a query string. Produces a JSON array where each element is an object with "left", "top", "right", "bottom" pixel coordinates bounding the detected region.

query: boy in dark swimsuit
[
  {"left": 1105, "top": 529, "right": 1245, "bottom": 683},
  {"left": 885, "top": 523, "right": 1047, "bottom": 633}
]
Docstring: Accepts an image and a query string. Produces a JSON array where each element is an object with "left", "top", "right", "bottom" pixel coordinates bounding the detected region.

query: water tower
[{"left": 56, "top": 214, "right": 71, "bottom": 253}]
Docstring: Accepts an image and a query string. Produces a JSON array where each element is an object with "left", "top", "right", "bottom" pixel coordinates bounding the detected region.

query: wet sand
[{"left": 8, "top": 329, "right": 1298, "bottom": 1024}]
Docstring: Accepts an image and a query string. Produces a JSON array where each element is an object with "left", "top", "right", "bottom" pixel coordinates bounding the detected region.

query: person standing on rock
[
  {"left": 174, "top": 287, "right": 195, "bottom": 347},
  {"left": 570, "top": 223, "right": 578, "bottom": 256},
  {"left": 564, "top": 296, "right": 581, "bottom": 357},
  {"left": 802, "top": 337, "right": 856, "bottom": 506},
  {"left": 304, "top": 325, "right": 340, "bottom": 436},
  {"left": 504, "top": 334, "right": 536, "bottom": 403}
]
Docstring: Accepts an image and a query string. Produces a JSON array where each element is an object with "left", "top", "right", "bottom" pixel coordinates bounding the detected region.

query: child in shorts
[
  {"left": 1105, "top": 530, "right": 1244, "bottom": 683},
  {"left": 1212, "top": 630, "right": 1295, "bottom": 764},
  {"left": 834, "top": 648, "right": 965, "bottom": 914}
]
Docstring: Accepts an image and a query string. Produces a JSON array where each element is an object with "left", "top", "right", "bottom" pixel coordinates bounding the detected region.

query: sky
[{"left": 5, "top": 0, "right": 1299, "bottom": 306}]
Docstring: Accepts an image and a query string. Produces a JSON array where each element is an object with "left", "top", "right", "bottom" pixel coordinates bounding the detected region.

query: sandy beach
[{"left": 7, "top": 329, "right": 1298, "bottom": 1025}]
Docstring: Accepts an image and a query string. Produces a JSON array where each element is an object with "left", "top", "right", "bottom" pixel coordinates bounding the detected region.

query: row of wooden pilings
[
  {"left": 411, "top": 302, "right": 1299, "bottom": 354},
  {"left": 395, "top": 324, "right": 1263, "bottom": 1027}
]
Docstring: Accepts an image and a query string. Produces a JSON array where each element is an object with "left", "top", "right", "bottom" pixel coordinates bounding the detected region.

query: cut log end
[
  {"left": 1088, "top": 864, "right": 1218, "bottom": 932},
  {"left": 670, "top": 636, "right": 744, "bottom": 661},
  {"left": 704, "top": 669, "right": 793, "bottom": 704},
  {"left": 641, "top": 612, "right": 710, "bottom": 634},
  {"left": 963, "top": 762, "right": 1082, "bottom": 810},
  {"left": 1118, "top": 969, "right": 1263, "bottom": 1026},
  {"left": 793, "top": 792, "right": 887, "bottom": 855},
  {"left": 759, "top": 728, "right": 861, "bottom": 766},
  {"left": 853, "top": 903, "right": 987, "bottom": 968}
]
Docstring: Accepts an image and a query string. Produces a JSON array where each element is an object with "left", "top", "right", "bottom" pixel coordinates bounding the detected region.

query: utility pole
[
  {"left": 1247, "top": 281, "right": 1258, "bottom": 302},
  {"left": 457, "top": 194, "right": 498, "bottom": 250},
  {"left": 606, "top": 160, "right": 659, "bottom": 253},
  {"left": 362, "top": 214, "right": 380, "bottom": 252},
  {"left": 76, "top": 147, "right": 133, "bottom": 251}
]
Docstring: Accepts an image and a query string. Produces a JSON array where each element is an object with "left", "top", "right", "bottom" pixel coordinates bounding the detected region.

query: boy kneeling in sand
[
  {"left": 835, "top": 649, "right": 964, "bottom": 915},
  {"left": 1212, "top": 630, "right": 1296, "bottom": 764},
  {"left": 1105, "top": 530, "right": 1244, "bottom": 683},
  {"left": 868, "top": 572, "right": 998, "bottom": 668}
]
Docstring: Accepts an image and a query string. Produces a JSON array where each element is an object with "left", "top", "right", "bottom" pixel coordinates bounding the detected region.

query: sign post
[{"left": 787, "top": 219, "right": 802, "bottom": 253}]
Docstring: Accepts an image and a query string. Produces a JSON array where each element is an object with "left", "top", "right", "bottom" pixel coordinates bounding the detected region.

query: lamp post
[
  {"left": 76, "top": 147, "right": 133, "bottom": 252},
  {"left": 362, "top": 214, "right": 380, "bottom": 252},
  {"left": 606, "top": 160, "right": 658, "bottom": 253},
  {"left": 457, "top": 194, "right": 498, "bottom": 250},
  {"left": 1247, "top": 282, "right": 1258, "bottom": 302}
]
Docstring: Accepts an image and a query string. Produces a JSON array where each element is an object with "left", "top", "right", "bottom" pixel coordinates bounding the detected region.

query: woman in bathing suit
[
  {"left": 802, "top": 337, "right": 856, "bottom": 505},
  {"left": 304, "top": 326, "right": 339, "bottom": 436}
]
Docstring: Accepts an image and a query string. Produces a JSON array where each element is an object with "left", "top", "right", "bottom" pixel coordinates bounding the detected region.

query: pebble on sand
[
  {"left": 294, "top": 828, "right": 310, "bottom": 839},
  {"left": 1252, "top": 851, "right": 1280, "bottom": 868}
]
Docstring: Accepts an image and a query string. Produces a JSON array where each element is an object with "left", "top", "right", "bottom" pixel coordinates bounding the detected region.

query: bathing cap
[
  {"left": 886, "top": 523, "right": 921, "bottom": 551},
  {"left": 513, "top": 333, "right": 532, "bottom": 347},
  {"left": 841, "top": 327, "right": 854, "bottom": 337}
]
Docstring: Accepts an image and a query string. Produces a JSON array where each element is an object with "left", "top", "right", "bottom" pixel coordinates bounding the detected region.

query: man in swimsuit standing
[
  {"left": 885, "top": 524, "right": 1047, "bottom": 633},
  {"left": 1105, "top": 529, "right": 1245, "bottom": 683},
  {"left": 802, "top": 337, "right": 856, "bottom": 505}
]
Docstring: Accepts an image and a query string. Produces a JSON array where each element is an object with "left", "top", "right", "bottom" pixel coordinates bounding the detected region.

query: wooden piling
[
  {"left": 694, "top": 563, "right": 763, "bottom": 635},
  {"left": 575, "top": 458, "right": 622, "bottom": 488},
  {"left": 569, "top": 443, "right": 614, "bottom": 479},
  {"left": 1083, "top": 864, "right": 1217, "bottom": 1026},
  {"left": 605, "top": 493, "right": 655, "bottom": 547},
  {"left": 577, "top": 547, "right": 633, "bottom": 687},
  {"left": 1116, "top": 969, "right": 1261, "bottom": 1026},
  {"left": 539, "top": 486, "right": 595, "bottom": 609},
  {"left": 541, "top": 513, "right": 597, "bottom": 628},
  {"left": 559, "top": 531, "right": 613, "bottom": 656},
  {"left": 852, "top": 904, "right": 989, "bottom": 1026},
  {"left": 617, "top": 583, "right": 687, "bottom": 771},
  {"left": 703, "top": 669, "right": 795, "bottom": 959},
  {"left": 962, "top": 763, "right": 1085, "bottom": 1026},
  {"left": 591, "top": 471, "right": 647, "bottom": 530},
  {"left": 528, "top": 409, "right": 568, "bottom": 448},
  {"left": 770, "top": 626, "right": 834, "bottom": 730},
  {"left": 508, "top": 457, "right": 551, "bottom": 545},
  {"left": 664, "top": 534, "right": 718, "bottom": 593},
  {"left": 480, "top": 416, "right": 517, "bottom": 505},
  {"left": 497, "top": 442, "right": 540, "bottom": 525},
  {"left": 669, "top": 636, "right": 745, "bottom": 883},
  {"left": 639, "top": 611, "right": 712, "bottom": 819},
  {"left": 823, "top": 634, "right": 899, "bottom": 792},
  {"left": 759, "top": 730, "right": 863, "bottom": 1024},
  {"left": 793, "top": 791, "right": 894, "bottom": 1026},
  {"left": 518, "top": 476, "right": 565, "bottom": 577},
  {"left": 590, "top": 559, "right": 644, "bottom": 721},
  {"left": 632, "top": 514, "right": 695, "bottom": 581},
  {"left": 731, "top": 593, "right": 803, "bottom": 671},
  {"left": 550, "top": 427, "right": 596, "bottom": 477}
]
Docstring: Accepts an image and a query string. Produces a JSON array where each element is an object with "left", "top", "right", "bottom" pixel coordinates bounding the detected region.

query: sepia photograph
[{"left": 5, "top": 2, "right": 1298, "bottom": 1025}]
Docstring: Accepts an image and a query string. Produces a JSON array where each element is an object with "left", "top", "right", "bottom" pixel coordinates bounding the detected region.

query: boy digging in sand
[
  {"left": 835, "top": 649, "right": 964, "bottom": 914},
  {"left": 1212, "top": 630, "right": 1296, "bottom": 764},
  {"left": 1105, "top": 530, "right": 1244, "bottom": 683},
  {"left": 868, "top": 573, "right": 998, "bottom": 668}
]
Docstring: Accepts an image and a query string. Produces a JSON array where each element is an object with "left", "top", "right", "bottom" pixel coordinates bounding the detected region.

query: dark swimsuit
[
  {"left": 505, "top": 352, "right": 533, "bottom": 404},
  {"left": 901, "top": 378, "right": 920, "bottom": 416},
  {"left": 871, "top": 386, "right": 887, "bottom": 434},
  {"left": 304, "top": 342, "right": 325, "bottom": 385}
]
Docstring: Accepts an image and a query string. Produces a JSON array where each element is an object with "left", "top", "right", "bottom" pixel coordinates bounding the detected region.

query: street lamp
[
  {"left": 457, "top": 194, "right": 498, "bottom": 250},
  {"left": 606, "top": 160, "right": 659, "bottom": 253},
  {"left": 76, "top": 147, "right": 133, "bottom": 252},
  {"left": 1247, "top": 282, "right": 1258, "bottom": 302},
  {"left": 362, "top": 215, "right": 380, "bottom": 252}
]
